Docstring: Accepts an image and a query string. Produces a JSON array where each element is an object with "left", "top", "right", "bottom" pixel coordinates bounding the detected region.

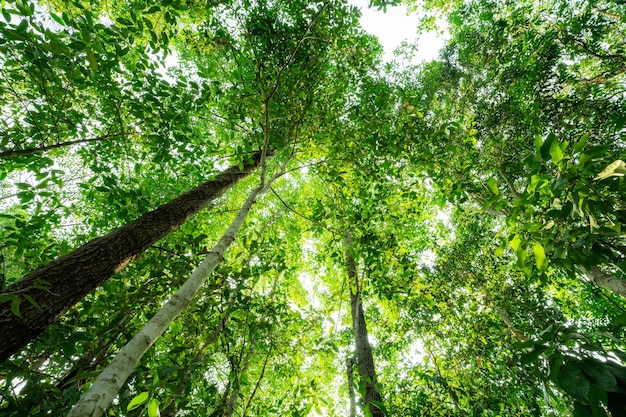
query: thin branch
[
  {"left": 265, "top": 1, "right": 331, "bottom": 102},
  {"left": 496, "top": 164, "right": 521, "bottom": 201},
  {"left": 595, "top": 7, "right": 625, "bottom": 22},
  {"left": 241, "top": 343, "right": 273, "bottom": 417},
  {"left": 567, "top": 34, "right": 626, "bottom": 61},
  {"left": 0, "top": 132, "right": 135, "bottom": 158},
  {"left": 269, "top": 187, "right": 323, "bottom": 228}
]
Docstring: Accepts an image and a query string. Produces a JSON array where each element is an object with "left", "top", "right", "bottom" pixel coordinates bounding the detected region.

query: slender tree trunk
[
  {"left": 345, "top": 237, "right": 385, "bottom": 417},
  {"left": 346, "top": 355, "right": 357, "bottom": 417},
  {"left": 0, "top": 153, "right": 264, "bottom": 363},
  {"left": 482, "top": 289, "right": 529, "bottom": 342},
  {"left": 223, "top": 352, "right": 252, "bottom": 417},
  {"left": 240, "top": 342, "right": 272, "bottom": 417},
  {"left": 492, "top": 303, "right": 529, "bottom": 342},
  {"left": 580, "top": 265, "right": 626, "bottom": 297},
  {"left": 67, "top": 163, "right": 282, "bottom": 417}
]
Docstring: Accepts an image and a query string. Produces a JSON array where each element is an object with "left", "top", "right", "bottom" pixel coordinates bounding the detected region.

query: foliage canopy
[{"left": 1, "top": 0, "right": 626, "bottom": 416}]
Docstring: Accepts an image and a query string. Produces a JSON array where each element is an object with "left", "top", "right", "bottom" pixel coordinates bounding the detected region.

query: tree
[
  {"left": 0, "top": 154, "right": 262, "bottom": 362},
  {"left": 345, "top": 236, "right": 385, "bottom": 417},
  {"left": 67, "top": 151, "right": 286, "bottom": 417},
  {"left": 3, "top": 0, "right": 626, "bottom": 415}
]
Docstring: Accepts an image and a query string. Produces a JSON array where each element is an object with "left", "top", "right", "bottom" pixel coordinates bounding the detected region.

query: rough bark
[
  {"left": 345, "top": 239, "right": 384, "bottom": 417},
  {"left": 67, "top": 164, "right": 281, "bottom": 417},
  {"left": 580, "top": 265, "right": 626, "bottom": 298},
  {"left": 0, "top": 153, "right": 263, "bottom": 363}
]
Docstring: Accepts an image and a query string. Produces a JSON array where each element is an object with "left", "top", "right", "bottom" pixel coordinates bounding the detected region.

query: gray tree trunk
[
  {"left": 67, "top": 164, "right": 282, "bottom": 417},
  {"left": 345, "top": 236, "right": 385, "bottom": 417},
  {"left": 0, "top": 153, "right": 263, "bottom": 362},
  {"left": 580, "top": 265, "right": 626, "bottom": 297}
]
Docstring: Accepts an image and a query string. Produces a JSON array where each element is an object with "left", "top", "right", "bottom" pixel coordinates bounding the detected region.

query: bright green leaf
[
  {"left": 127, "top": 392, "right": 149, "bottom": 411},
  {"left": 486, "top": 177, "right": 499, "bottom": 195},
  {"left": 550, "top": 140, "right": 564, "bottom": 164},
  {"left": 533, "top": 243, "right": 548, "bottom": 272},
  {"left": 148, "top": 399, "right": 160, "bottom": 417}
]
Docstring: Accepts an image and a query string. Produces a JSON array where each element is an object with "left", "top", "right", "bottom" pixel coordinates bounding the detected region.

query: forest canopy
[{"left": 1, "top": 0, "right": 626, "bottom": 416}]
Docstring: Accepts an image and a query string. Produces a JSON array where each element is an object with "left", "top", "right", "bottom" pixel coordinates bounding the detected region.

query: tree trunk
[
  {"left": 345, "top": 239, "right": 385, "bottom": 417},
  {"left": 346, "top": 355, "right": 357, "bottom": 417},
  {"left": 492, "top": 303, "right": 529, "bottom": 342},
  {"left": 0, "top": 153, "right": 263, "bottom": 363},
  {"left": 67, "top": 163, "right": 282, "bottom": 417},
  {"left": 580, "top": 265, "right": 626, "bottom": 297},
  {"left": 482, "top": 289, "right": 529, "bottom": 342}
]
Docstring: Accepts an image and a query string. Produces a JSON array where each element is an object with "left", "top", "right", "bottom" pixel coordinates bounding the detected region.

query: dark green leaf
[{"left": 558, "top": 362, "right": 590, "bottom": 403}]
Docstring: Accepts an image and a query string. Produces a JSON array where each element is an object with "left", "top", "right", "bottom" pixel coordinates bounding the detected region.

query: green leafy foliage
[{"left": 2, "top": 0, "right": 626, "bottom": 416}]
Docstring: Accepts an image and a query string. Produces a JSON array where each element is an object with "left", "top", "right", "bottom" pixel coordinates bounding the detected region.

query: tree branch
[{"left": 0, "top": 132, "right": 135, "bottom": 158}]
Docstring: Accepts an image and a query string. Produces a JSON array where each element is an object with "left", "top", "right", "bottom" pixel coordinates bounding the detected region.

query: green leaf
[
  {"left": 540, "top": 133, "right": 556, "bottom": 160},
  {"left": 573, "top": 133, "right": 589, "bottom": 153},
  {"left": 579, "top": 359, "right": 619, "bottom": 392},
  {"left": 148, "top": 399, "right": 160, "bottom": 417},
  {"left": 486, "top": 177, "right": 499, "bottom": 195},
  {"left": 550, "top": 140, "right": 564, "bottom": 164},
  {"left": 11, "top": 296, "right": 21, "bottom": 317},
  {"left": 116, "top": 17, "right": 133, "bottom": 26},
  {"left": 86, "top": 48, "right": 99, "bottom": 72},
  {"left": 68, "top": 40, "right": 86, "bottom": 51},
  {"left": 574, "top": 402, "right": 594, "bottom": 417},
  {"left": 23, "top": 294, "right": 41, "bottom": 310},
  {"left": 558, "top": 362, "right": 590, "bottom": 403},
  {"left": 369, "top": 400, "right": 388, "bottom": 415},
  {"left": 127, "top": 391, "right": 149, "bottom": 411},
  {"left": 509, "top": 234, "right": 522, "bottom": 251},
  {"left": 533, "top": 243, "right": 548, "bottom": 272},
  {"left": 521, "top": 345, "right": 546, "bottom": 364}
]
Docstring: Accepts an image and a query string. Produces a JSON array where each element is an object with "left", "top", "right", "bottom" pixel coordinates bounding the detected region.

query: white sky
[{"left": 348, "top": 0, "right": 446, "bottom": 63}]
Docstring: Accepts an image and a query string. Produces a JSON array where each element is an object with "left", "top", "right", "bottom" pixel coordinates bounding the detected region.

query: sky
[{"left": 347, "top": 0, "right": 447, "bottom": 63}]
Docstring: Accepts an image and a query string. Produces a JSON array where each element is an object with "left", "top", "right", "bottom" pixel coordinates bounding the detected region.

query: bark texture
[
  {"left": 0, "top": 153, "right": 263, "bottom": 363},
  {"left": 580, "top": 265, "right": 626, "bottom": 297},
  {"left": 345, "top": 242, "right": 384, "bottom": 417},
  {"left": 67, "top": 165, "right": 280, "bottom": 417}
]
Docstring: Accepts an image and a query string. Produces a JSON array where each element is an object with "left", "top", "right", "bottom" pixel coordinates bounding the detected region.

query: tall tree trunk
[
  {"left": 579, "top": 265, "right": 626, "bottom": 297},
  {"left": 345, "top": 238, "right": 385, "bottom": 417},
  {"left": 0, "top": 153, "right": 263, "bottom": 362},
  {"left": 67, "top": 163, "right": 282, "bottom": 417},
  {"left": 346, "top": 355, "right": 357, "bottom": 417}
]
